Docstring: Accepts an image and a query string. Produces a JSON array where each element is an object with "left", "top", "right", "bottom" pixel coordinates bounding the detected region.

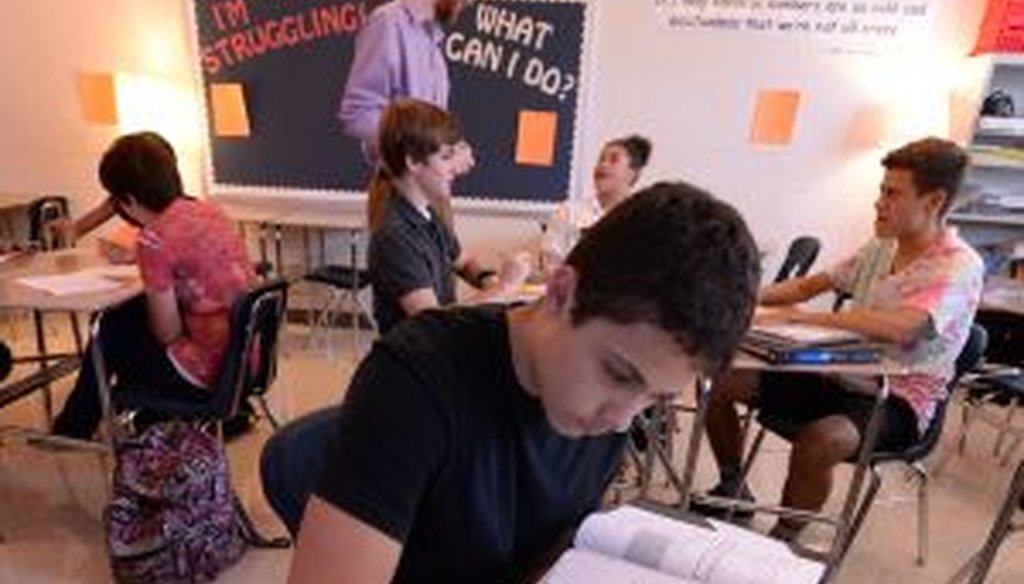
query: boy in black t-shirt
[{"left": 276, "top": 182, "right": 762, "bottom": 584}]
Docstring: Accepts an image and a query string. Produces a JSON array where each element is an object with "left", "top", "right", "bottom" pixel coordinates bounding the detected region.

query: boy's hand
[{"left": 498, "top": 251, "right": 532, "bottom": 288}]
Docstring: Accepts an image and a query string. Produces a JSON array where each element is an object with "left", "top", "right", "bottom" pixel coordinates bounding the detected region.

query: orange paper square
[
  {"left": 210, "top": 83, "right": 251, "bottom": 137},
  {"left": 750, "top": 90, "right": 801, "bottom": 146},
  {"left": 77, "top": 72, "right": 118, "bottom": 125},
  {"left": 515, "top": 110, "right": 557, "bottom": 167}
]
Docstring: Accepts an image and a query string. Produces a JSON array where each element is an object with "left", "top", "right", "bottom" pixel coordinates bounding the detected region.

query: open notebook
[
  {"left": 541, "top": 505, "right": 823, "bottom": 584},
  {"left": 741, "top": 323, "right": 881, "bottom": 365}
]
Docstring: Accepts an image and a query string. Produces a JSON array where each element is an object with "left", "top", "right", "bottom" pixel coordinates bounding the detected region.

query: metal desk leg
[
  {"left": 32, "top": 309, "right": 53, "bottom": 427},
  {"left": 958, "top": 460, "right": 1024, "bottom": 584},
  {"left": 257, "top": 222, "right": 269, "bottom": 275},
  {"left": 827, "top": 377, "right": 889, "bottom": 580},
  {"left": 678, "top": 377, "right": 714, "bottom": 510},
  {"left": 89, "top": 312, "right": 116, "bottom": 454},
  {"left": 273, "top": 223, "right": 284, "bottom": 278}
]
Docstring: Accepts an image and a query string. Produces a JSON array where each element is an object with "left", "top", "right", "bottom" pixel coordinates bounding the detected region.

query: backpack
[{"left": 105, "top": 422, "right": 247, "bottom": 584}]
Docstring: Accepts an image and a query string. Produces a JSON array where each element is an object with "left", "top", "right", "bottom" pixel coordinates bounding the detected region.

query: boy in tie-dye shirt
[{"left": 700, "top": 137, "right": 983, "bottom": 542}]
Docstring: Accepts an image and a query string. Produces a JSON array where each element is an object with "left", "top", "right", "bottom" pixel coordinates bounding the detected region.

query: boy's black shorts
[{"left": 757, "top": 372, "right": 921, "bottom": 452}]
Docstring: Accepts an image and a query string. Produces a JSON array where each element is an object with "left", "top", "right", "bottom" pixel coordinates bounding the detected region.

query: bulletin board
[{"left": 190, "top": 0, "right": 592, "bottom": 207}]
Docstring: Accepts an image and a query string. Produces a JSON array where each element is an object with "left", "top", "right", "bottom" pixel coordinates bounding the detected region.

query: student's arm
[
  {"left": 74, "top": 198, "right": 117, "bottom": 239},
  {"left": 135, "top": 229, "right": 184, "bottom": 345},
  {"left": 145, "top": 287, "right": 184, "bottom": 344},
  {"left": 454, "top": 251, "right": 531, "bottom": 304},
  {"left": 772, "top": 305, "right": 930, "bottom": 345},
  {"left": 338, "top": 12, "right": 398, "bottom": 149},
  {"left": 758, "top": 272, "right": 834, "bottom": 306},
  {"left": 398, "top": 287, "right": 441, "bottom": 317},
  {"left": 50, "top": 198, "right": 117, "bottom": 245},
  {"left": 454, "top": 252, "right": 499, "bottom": 290},
  {"left": 288, "top": 496, "right": 401, "bottom": 584}
]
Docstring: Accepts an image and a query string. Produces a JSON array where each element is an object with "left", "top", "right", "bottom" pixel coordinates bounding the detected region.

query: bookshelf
[{"left": 952, "top": 56, "right": 1024, "bottom": 271}]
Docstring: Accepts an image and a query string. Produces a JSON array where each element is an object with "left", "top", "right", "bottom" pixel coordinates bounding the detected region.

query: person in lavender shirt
[{"left": 339, "top": 0, "right": 475, "bottom": 171}]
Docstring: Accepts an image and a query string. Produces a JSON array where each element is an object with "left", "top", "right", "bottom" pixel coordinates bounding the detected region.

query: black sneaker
[{"left": 689, "top": 482, "right": 756, "bottom": 520}]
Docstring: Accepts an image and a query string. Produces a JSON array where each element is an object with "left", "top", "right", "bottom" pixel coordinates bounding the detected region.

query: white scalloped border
[{"left": 187, "top": 0, "right": 597, "bottom": 218}]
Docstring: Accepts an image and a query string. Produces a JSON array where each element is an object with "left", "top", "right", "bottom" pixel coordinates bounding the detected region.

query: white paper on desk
[
  {"left": 16, "top": 273, "right": 127, "bottom": 296},
  {"left": 752, "top": 323, "right": 864, "bottom": 346},
  {"left": 542, "top": 548, "right": 693, "bottom": 584}
]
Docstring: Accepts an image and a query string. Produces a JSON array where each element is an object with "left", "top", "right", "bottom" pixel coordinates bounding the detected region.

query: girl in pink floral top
[{"left": 53, "top": 132, "right": 255, "bottom": 439}]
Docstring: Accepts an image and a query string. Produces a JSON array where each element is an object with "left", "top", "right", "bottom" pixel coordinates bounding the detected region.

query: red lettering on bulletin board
[{"left": 975, "top": 0, "right": 1024, "bottom": 54}]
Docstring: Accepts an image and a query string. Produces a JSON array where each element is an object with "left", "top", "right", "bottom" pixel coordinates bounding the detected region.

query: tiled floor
[{"left": 0, "top": 318, "right": 1022, "bottom": 583}]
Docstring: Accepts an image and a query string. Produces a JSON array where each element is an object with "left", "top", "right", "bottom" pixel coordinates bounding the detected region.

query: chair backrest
[
  {"left": 773, "top": 236, "right": 821, "bottom": 283},
  {"left": 208, "top": 279, "right": 289, "bottom": 419},
  {"left": 954, "top": 323, "right": 989, "bottom": 382},
  {"left": 893, "top": 323, "right": 988, "bottom": 459},
  {"left": 27, "top": 196, "right": 70, "bottom": 250}
]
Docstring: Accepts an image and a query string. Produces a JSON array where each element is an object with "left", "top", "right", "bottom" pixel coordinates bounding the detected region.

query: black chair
[
  {"left": 739, "top": 324, "right": 988, "bottom": 565},
  {"left": 114, "top": 279, "right": 288, "bottom": 430},
  {"left": 303, "top": 264, "right": 375, "bottom": 350},
  {"left": 27, "top": 196, "right": 70, "bottom": 250},
  {"left": 773, "top": 236, "right": 821, "bottom": 283},
  {"left": 953, "top": 310, "right": 1024, "bottom": 465}
]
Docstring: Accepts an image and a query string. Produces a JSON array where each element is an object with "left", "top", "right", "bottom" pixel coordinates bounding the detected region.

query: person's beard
[{"left": 435, "top": 0, "right": 463, "bottom": 27}]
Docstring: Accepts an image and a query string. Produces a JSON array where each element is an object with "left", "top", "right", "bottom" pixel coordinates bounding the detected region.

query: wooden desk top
[
  {"left": 277, "top": 206, "right": 365, "bottom": 230},
  {"left": 214, "top": 196, "right": 365, "bottom": 230},
  {"left": 981, "top": 277, "right": 1024, "bottom": 317},
  {"left": 0, "top": 248, "right": 141, "bottom": 312},
  {"left": 216, "top": 199, "right": 289, "bottom": 224}
]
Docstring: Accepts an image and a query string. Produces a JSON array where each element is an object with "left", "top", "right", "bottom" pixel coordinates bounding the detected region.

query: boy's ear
[
  {"left": 404, "top": 154, "right": 420, "bottom": 174},
  {"left": 544, "top": 264, "right": 578, "bottom": 317},
  {"left": 926, "top": 189, "right": 947, "bottom": 216}
]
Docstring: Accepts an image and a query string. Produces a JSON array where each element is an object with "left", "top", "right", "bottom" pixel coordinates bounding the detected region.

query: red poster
[{"left": 975, "top": 0, "right": 1024, "bottom": 54}]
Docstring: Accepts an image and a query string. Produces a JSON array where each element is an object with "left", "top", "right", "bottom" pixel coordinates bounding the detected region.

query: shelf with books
[{"left": 962, "top": 59, "right": 1024, "bottom": 274}]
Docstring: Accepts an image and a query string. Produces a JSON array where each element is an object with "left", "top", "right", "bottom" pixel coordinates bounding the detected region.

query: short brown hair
[
  {"left": 368, "top": 99, "right": 463, "bottom": 231},
  {"left": 566, "top": 182, "right": 761, "bottom": 374},
  {"left": 882, "top": 137, "right": 969, "bottom": 218},
  {"left": 99, "top": 131, "right": 182, "bottom": 212}
]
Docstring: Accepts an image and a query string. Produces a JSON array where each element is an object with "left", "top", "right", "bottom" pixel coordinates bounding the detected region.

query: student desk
[
  {"left": 0, "top": 248, "right": 141, "bottom": 450},
  {"left": 215, "top": 195, "right": 367, "bottom": 280},
  {"left": 214, "top": 197, "right": 291, "bottom": 277},
  {"left": 277, "top": 202, "right": 367, "bottom": 278},
  {"left": 654, "top": 351, "right": 907, "bottom": 582}
]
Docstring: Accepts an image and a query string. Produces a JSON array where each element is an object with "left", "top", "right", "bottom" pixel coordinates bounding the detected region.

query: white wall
[
  {"left": 0, "top": 0, "right": 998, "bottom": 277},
  {"left": 0, "top": 0, "right": 202, "bottom": 236},
  {"left": 587, "top": 0, "right": 991, "bottom": 274}
]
